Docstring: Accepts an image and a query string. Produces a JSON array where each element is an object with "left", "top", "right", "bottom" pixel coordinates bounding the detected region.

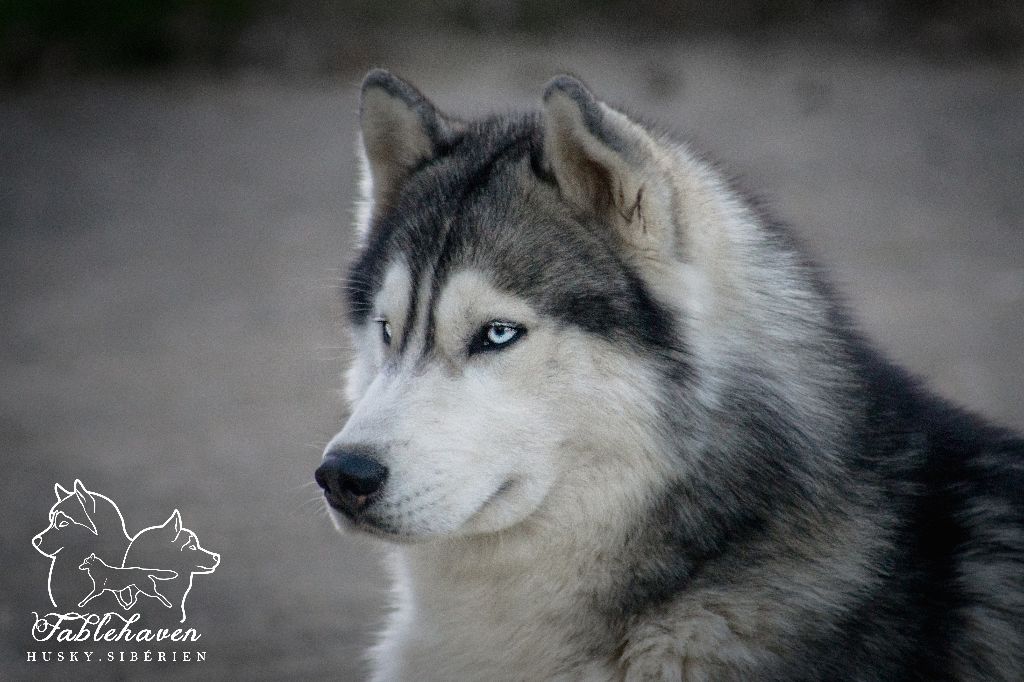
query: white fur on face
[
  {"left": 332, "top": 267, "right": 559, "bottom": 539},
  {"left": 329, "top": 266, "right": 667, "bottom": 542}
]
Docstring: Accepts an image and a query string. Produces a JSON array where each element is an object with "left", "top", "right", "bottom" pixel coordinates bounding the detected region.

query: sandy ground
[{"left": 1, "top": 35, "right": 1022, "bottom": 680}]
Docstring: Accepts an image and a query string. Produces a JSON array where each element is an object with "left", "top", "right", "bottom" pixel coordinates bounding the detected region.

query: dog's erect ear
[
  {"left": 55, "top": 482, "right": 70, "bottom": 499},
  {"left": 71, "top": 480, "right": 99, "bottom": 534},
  {"left": 169, "top": 509, "right": 183, "bottom": 535},
  {"left": 542, "top": 76, "right": 676, "bottom": 258},
  {"left": 74, "top": 478, "right": 96, "bottom": 511},
  {"left": 154, "top": 509, "right": 184, "bottom": 537},
  {"left": 73, "top": 479, "right": 94, "bottom": 504},
  {"left": 358, "top": 69, "right": 454, "bottom": 220}
]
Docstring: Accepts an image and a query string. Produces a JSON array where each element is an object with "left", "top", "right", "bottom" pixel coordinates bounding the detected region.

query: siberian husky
[{"left": 315, "top": 70, "right": 1024, "bottom": 681}]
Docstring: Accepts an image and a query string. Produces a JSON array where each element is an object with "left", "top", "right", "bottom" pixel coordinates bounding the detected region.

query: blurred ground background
[{"left": 1, "top": 2, "right": 1023, "bottom": 680}]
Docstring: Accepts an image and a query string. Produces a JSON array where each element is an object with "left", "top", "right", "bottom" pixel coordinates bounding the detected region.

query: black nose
[{"left": 315, "top": 451, "right": 388, "bottom": 516}]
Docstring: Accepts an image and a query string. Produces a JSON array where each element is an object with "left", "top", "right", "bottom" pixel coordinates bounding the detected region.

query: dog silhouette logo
[
  {"left": 31, "top": 480, "right": 220, "bottom": 623},
  {"left": 77, "top": 553, "right": 177, "bottom": 610}
]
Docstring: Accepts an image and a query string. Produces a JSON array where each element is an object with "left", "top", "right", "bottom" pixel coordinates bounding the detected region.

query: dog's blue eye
[
  {"left": 471, "top": 321, "right": 525, "bottom": 354},
  {"left": 487, "top": 324, "right": 518, "bottom": 345}
]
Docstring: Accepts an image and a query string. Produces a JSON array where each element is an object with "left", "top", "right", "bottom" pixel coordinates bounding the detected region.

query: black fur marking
[{"left": 419, "top": 133, "right": 531, "bottom": 357}]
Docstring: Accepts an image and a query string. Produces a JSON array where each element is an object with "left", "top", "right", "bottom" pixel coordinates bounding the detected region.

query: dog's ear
[
  {"left": 542, "top": 76, "right": 676, "bottom": 258},
  {"left": 169, "top": 509, "right": 183, "bottom": 535},
  {"left": 358, "top": 69, "right": 456, "bottom": 227},
  {"left": 72, "top": 479, "right": 99, "bottom": 534},
  {"left": 155, "top": 509, "right": 183, "bottom": 537},
  {"left": 55, "top": 482, "right": 70, "bottom": 499}
]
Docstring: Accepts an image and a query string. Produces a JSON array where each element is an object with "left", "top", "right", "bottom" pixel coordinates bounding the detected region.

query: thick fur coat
[{"left": 315, "top": 70, "right": 1024, "bottom": 681}]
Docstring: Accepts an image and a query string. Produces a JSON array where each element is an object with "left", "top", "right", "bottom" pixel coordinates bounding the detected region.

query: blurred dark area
[
  {"left": 3, "top": 0, "right": 1024, "bottom": 84},
  {"left": 0, "top": 0, "right": 256, "bottom": 81}
]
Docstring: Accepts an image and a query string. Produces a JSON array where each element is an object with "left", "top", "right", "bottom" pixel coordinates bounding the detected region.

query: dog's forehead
[
  {"left": 347, "top": 116, "right": 672, "bottom": 348},
  {"left": 376, "top": 258, "right": 413, "bottom": 315},
  {"left": 349, "top": 118, "right": 549, "bottom": 310},
  {"left": 51, "top": 497, "right": 77, "bottom": 520}
]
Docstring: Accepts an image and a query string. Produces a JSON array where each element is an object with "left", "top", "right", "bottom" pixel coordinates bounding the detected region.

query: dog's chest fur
[
  {"left": 371, "top": 544, "right": 775, "bottom": 681},
  {"left": 372, "top": 546, "right": 624, "bottom": 681}
]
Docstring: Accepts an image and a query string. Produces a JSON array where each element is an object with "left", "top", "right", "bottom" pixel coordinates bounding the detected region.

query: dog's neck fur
[{"left": 383, "top": 516, "right": 634, "bottom": 679}]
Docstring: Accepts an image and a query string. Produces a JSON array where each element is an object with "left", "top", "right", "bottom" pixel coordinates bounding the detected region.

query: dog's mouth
[
  {"left": 32, "top": 540, "right": 60, "bottom": 557},
  {"left": 464, "top": 478, "right": 516, "bottom": 523},
  {"left": 326, "top": 478, "right": 519, "bottom": 542},
  {"left": 331, "top": 509, "right": 418, "bottom": 543},
  {"left": 323, "top": 490, "right": 383, "bottom": 519},
  {"left": 323, "top": 490, "right": 397, "bottom": 533},
  {"left": 322, "top": 486, "right": 435, "bottom": 543}
]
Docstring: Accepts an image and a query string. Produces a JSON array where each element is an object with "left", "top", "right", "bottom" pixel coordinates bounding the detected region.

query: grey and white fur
[{"left": 314, "top": 69, "right": 1024, "bottom": 681}]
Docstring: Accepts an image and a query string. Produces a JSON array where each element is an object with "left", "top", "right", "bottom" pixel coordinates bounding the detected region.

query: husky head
[
  {"left": 125, "top": 510, "right": 221, "bottom": 575},
  {"left": 32, "top": 480, "right": 130, "bottom": 558},
  {"left": 318, "top": 69, "right": 849, "bottom": 547},
  {"left": 315, "top": 70, "right": 729, "bottom": 543}
]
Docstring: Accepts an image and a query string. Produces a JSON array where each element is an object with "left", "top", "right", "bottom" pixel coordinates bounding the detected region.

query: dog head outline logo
[
  {"left": 123, "top": 509, "right": 221, "bottom": 623},
  {"left": 31, "top": 480, "right": 131, "bottom": 609},
  {"left": 32, "top": 481, "right": 220, "bottom": 622}
]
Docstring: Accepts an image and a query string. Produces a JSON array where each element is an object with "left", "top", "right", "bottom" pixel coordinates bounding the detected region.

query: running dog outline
[{"left": 77, "top": 553, "right": 177, "bottom": 609}]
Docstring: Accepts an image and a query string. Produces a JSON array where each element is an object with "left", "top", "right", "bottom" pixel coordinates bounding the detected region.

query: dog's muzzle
[{"left": 315, "top": 450, "right": 389, "bottom": 517}]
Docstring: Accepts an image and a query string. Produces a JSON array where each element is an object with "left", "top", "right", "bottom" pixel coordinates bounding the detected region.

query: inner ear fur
[
  {"left": 542, "top": 75, "right": 674, "bottom": 256},
  {"left": 359, "top": 69, "right": 454, "bottom": 211}
]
